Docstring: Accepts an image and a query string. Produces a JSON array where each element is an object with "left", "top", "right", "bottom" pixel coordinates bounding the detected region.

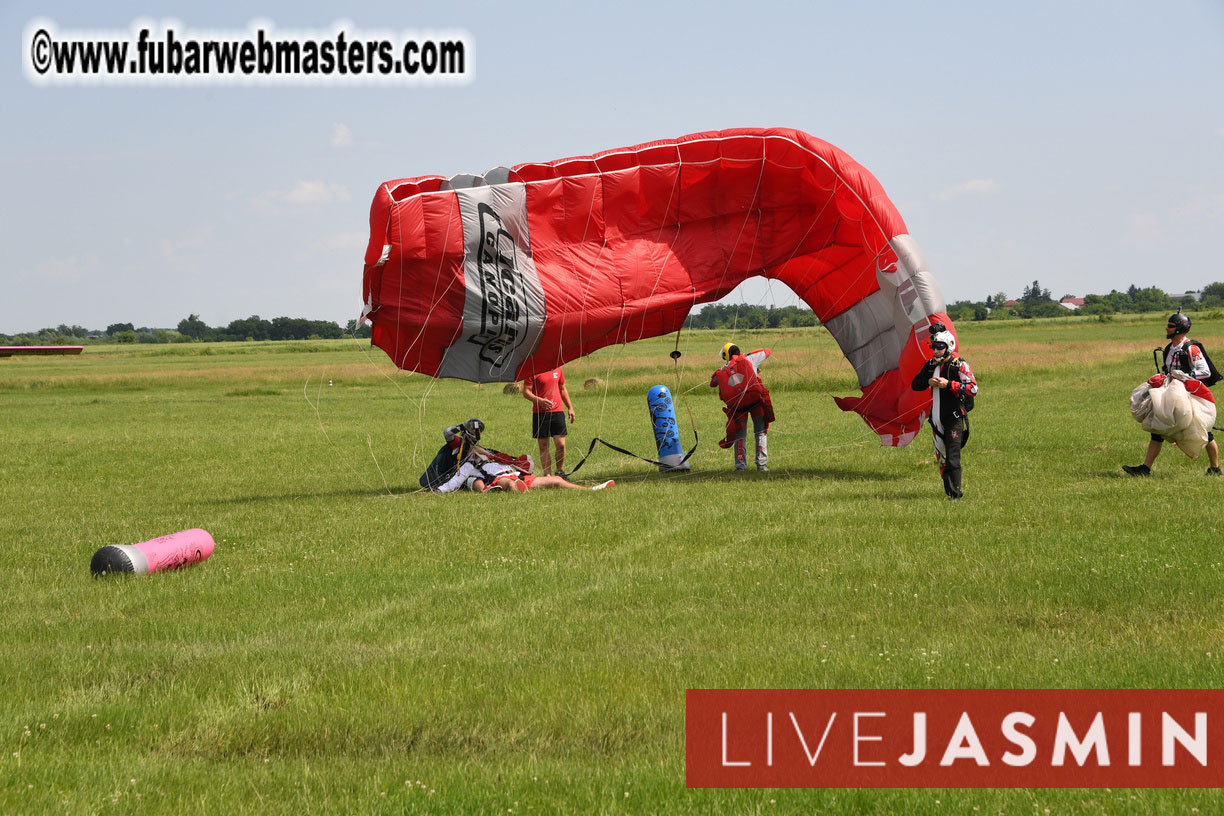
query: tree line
[
  {"left": 949, "top": 281, "right": 1224, "bottom": 323},
  {"left": 0, "top": 314, "right": 371, "bottom": 347},
  {"left": 686, "top": 304, "right": 819, "bottom": 330},
  {"left": 6, "top": 280, "right": 1222, "bottom": 346}
]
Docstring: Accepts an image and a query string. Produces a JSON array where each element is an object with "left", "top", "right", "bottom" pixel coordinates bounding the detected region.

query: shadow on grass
[
  {"left": 201, "top": 485, "right": 426, "bottom": 505},
  {"left": 572, "top": 464, "right": 907, "bottom": 484},
  {"left": 201, "top": 465, "right": 907, "bottom": 505}
]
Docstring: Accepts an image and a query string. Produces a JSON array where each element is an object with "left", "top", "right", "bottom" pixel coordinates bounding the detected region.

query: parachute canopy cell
[{"left": 361, "top": 127, "right": 954, "bottom": 447}]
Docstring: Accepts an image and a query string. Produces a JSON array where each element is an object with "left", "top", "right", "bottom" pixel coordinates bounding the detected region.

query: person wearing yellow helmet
[{"left": 711, "top": 343, "right": 774, "bottom": 471}]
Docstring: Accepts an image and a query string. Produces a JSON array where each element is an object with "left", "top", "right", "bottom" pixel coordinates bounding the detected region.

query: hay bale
[
  {"left": 583, "top": 377, "right": 605, "bottom": 391},
  {"left": 502, "top": 382, "right": 523, "bottom": 395}
]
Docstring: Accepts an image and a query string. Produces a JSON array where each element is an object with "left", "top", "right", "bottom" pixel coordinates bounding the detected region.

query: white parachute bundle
[{"left": 1130, "top": 375, "right": 1218, "bottom": 459}]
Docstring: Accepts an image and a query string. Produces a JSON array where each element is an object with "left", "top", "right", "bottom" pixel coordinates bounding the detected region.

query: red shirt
[{"left": 525, "top": 368, "right": 565, "bottom": 414}]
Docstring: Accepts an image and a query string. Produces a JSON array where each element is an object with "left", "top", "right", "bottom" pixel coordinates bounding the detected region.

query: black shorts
[
  {"left": 532, "top": 411, "right": 567, "bottom": 439},
  {"left": 1152, "top": 431, "right": 1214, "bottom": 443}
]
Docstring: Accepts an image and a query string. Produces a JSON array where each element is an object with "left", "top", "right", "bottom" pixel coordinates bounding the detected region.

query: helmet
[
  {"left": 720, "top": 343, "right": 740, "bottom": 361},
  {"left": 1166, "top": 311, "right": 1191, "bottom": 338},
  {"left": 462, "top": 418, "right": 484, "bottom": 443},
  {"left": 930, "top": 330, "right": 956, "bottom": 356}
]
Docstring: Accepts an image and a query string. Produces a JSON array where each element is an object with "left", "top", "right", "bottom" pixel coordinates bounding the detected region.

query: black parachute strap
[
  {"left": 566, "top": 333, "right": 700, "bottom": 477},
  {"left": 566, "top": 431, "right": 700, "bottom": 476},
  {"left": 1153, "top": 348, "right": 1163, "bottom": 375}
]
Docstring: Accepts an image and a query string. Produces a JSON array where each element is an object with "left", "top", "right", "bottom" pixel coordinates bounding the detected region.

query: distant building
[
  {"left": 1059, "top": 297, "right": 1085, "bottom": 310},
  {"left": 1004, "top": 299, "right": 1021, "bottom": 308},
  {"left": 1168, "top": 291, "right": 1202, "bottom": 302}
]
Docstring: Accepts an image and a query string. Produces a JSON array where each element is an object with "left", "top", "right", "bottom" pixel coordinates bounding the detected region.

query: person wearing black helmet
[
  {"left": 419, "top": 418, "right": 489, "bottom": 489},
  {"left": 1124, "top": 311, "right": 1222, "bottom": 476},
  {"left": 911, "top": 322, "right": 978, "bottom": 499}
]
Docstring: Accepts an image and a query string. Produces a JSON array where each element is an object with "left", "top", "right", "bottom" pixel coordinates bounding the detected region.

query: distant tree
[
  {"left": 223, "top": 315, "right": 271, "bottom": 341},
  {"left": 106, "top": 322, "right": 134, "bottom": 336},
  {"left": 1027, "top": 301, "right": 1066, "bottom": 318},
  {"left": 1200, "top": 282, "right": 1224, "bottom": 308},
  {"left": 1130, "top": 286, "right": 1173, "bottom": 313},
  {"left": 1021, "top": 280, "right": 1053, "bottom": 307},
  {"left": 177, "top": 314, "right": 210, "bottom": 339},
  {"left": 115, "top": 330, "right": 138, "bottom": 344}
]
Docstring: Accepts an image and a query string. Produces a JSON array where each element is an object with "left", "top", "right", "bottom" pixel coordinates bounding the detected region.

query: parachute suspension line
[
  {"left": 391, "top": 193, "right": 464, "bottom": 375},
  {"left": 631, "top": 145, "right": 686, "bottom": 342},
  {"left": 571, "top": 177, "right": 607, "bottom": 384},
  {"left": 302, "top": 372, "right": 392, "bottom": 495},
  {"left": 705, "top": 154, "right": 768, "bottom": 340}
]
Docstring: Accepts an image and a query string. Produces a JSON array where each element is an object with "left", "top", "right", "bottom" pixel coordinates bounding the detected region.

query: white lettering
[
  {"left": 940, "top": 712, "right": 990, "bottom": 766},
  {"left": 854, "top": 712, "right": 885, "bottom": 767},
  {"left": 898, "top": 712, "right": 926, "bottom": 766},
  {"left": 1001, "top": 711, "right": 1037, "bottom": 766},
  {"left": 1053, "top": 712, "right": 1110, "bottom": 767},
  {"left": 767, "top": 712, "right": 773, "bottom": 767},
  {"left": 790, "top": 712, "right": 837, "bottom": 766},
  {"left": 721, "top": 712, "right": 750, "bottom": 767},
  {"left": 1129, "top": 712, "right": 1142, "bottom": 766},
  {"left": 1162, "top": 712, "right": 1207, "bottom": 766}
]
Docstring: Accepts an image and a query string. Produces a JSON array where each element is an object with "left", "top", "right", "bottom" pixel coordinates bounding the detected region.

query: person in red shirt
[
  {"left": 522, "top": 367, "right": 576, "bottom": 476},
  {"left": 710, "top": 343, "right": 774, "bottom": 471}
]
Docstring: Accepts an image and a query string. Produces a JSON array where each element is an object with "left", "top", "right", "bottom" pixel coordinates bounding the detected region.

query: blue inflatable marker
[{"left": 647, "top": 384, "right": 690, "bottom": 473}]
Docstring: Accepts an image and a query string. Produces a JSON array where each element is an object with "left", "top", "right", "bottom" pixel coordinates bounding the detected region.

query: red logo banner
[{"left": 686, "top": 690, "right": 1224, "bottom": 788}]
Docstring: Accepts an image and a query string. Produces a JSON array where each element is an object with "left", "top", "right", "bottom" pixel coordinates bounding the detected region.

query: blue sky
[{"left": 3, "top": 0, "right": 1223, "bottom": 333}]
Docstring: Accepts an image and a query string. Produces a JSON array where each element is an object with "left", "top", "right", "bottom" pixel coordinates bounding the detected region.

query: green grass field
[{"left": 3, "top": 315, "right": 1222, "bottom": 814}]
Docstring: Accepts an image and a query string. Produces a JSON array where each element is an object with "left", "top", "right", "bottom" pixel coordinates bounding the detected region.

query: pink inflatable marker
[{"left": 91, "top": 528, "right": 215, "bottom": 576}]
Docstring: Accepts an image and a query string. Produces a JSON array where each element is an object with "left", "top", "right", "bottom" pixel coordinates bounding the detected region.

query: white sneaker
[{"left": 592, "top": 480, "right": 615, "bottom": 491}]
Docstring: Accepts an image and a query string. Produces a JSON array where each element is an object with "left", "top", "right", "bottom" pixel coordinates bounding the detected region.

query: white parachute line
[
  {"left": 388, "top": 194, "right": 465, "bottom": 377},
  {"left": 571, "top": 178, "right": 607, "bottom": 386},
  {"left": 302, "top": 372, "right": 391, "bottom": 495},
  {"left": 703, "top": 153, "right": 768, "bottom": 337},
  {"left": 629, "top": 145, "right": 685, "bottom": 343}
]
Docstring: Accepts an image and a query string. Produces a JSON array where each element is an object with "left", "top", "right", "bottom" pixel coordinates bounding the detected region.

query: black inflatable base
[{"left": 91, "top": 545, "right": 135, "bottom": 576}]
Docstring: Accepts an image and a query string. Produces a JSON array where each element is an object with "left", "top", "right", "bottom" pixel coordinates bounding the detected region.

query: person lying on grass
[
  {"left": 427, "top": 419, "right": 613, "bottom": 493},
  {"left": 436, "top": 458, "right": 613, "bottom": 493}
]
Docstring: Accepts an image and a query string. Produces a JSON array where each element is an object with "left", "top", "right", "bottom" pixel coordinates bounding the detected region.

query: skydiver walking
[
  {"left": 711, "top": 343, "right": 774, "bottom": 472},
  {"left": 911, "top": 323, "right": 977, "bottom": 500},
  {"left": 1123, "top": 311, "right": 1222, "bottom": 476}
]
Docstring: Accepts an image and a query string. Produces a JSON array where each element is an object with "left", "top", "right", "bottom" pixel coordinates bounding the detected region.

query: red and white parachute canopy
[{"left": 361, "top": 128, "right": 953, "bottom": 447}]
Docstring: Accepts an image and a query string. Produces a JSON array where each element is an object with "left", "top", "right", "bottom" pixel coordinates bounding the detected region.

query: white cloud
[
  {"left": 934, "top": 178, "right": 998, "bottom": 201},
  {"left": 1171, "top": 194, "right": 1224, "bottom": 221},
  {"left": 16, "top": 253, "right": 99, "bottom": 284},
  {"left": 253, "top": 181, "right": 351, "bottom": 212},
  {"left": 331, "top": 123, "right": 353, "bottom": 148},
  {"left": 1217, "top": 127, "right": 1224, "bottom": 139}
]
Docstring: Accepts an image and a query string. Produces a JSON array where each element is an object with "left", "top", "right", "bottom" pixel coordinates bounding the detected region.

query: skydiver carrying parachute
[{"left": 1123, "top": 311, "right": 1221, "bottom": 477}]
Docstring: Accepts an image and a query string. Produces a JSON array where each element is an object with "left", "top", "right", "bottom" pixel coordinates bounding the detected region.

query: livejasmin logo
[{"left": 686, "top": 690, "right": 1224, "bottom": 788}]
